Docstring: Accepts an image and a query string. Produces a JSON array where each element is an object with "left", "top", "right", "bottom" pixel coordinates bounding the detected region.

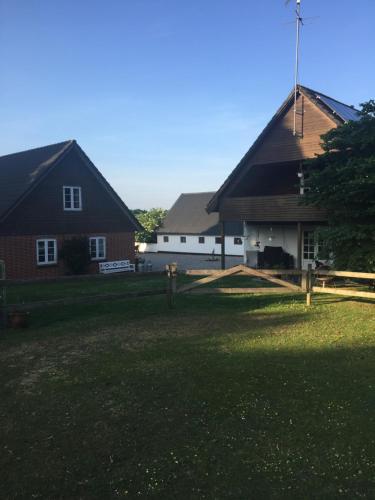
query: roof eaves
[
  {"left": 207, "top": 84, "right": 353, "bottom": 213},
  {"left": 207, "top": 87, "right": 297, "bottom": 213}
]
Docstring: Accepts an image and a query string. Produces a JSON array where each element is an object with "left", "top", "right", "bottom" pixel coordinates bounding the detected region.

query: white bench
[{"left": 99, "top": 260, "right": 135, "bottom": 274}]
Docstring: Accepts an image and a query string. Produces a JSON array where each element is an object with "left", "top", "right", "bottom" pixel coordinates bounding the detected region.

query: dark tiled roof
[
  {"left": 0, "top": 140, "right": 143, "bottom": 232},
  {"left": 158, "top": 192, "right": 243, "bottom": 235},
  {"left": 0, "top": 140, "right": 74, "bottom": 218}
]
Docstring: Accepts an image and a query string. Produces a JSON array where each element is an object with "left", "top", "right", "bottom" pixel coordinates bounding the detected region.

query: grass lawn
[
  {"left": 1, "top": 290, "right": 375, "bottom": 499},
  {"left": 5, "top": 273, "right": 275, "bottom": 305},
  {"left": 5, "top": 273, "right": 169, "bottom": 304}
]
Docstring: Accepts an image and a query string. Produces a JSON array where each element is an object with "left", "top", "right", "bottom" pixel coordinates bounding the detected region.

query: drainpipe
[{"left": 220, "top": 221, "right": 226, "bottom": 270}]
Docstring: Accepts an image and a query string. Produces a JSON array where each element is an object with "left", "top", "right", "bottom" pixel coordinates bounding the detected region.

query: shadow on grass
[
  {"left": 2, "top": 317, "right": 375, "bottom": 499},
  {"left": 0, "top": 292, "right": 307, "bottom": 344}
]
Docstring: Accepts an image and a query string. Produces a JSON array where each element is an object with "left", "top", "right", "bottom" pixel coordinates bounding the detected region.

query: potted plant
[{"left": 8, "top": 310, "right": 30, "bottom": 328}]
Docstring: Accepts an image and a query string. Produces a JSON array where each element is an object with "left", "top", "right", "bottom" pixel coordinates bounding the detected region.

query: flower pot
[{"left": 8, "top": 311, "right": 30, "bottom": 329}]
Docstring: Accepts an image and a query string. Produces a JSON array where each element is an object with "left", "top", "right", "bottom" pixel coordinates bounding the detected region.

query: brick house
[{"left": 0, "top": 140, "right": 142, "bottom": 279}]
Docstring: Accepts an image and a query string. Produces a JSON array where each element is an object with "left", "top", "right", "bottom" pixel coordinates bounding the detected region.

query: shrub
[{"left": 60, "top": 237, "right": 91, "bottom": 275}]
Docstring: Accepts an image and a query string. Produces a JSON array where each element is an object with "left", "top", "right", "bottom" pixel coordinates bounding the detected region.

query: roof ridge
[
  {"left": 0, "top": 139, "right": 75, "bottom": 161},
  {"left": 181, "top": 191, "right": 216, "bottom": 196},
  {"left": 299, "top": 85, "right": 360, "bottom": 112}
]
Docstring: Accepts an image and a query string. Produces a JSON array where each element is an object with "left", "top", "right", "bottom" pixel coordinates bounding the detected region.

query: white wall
[
  {"left": 244, "top": 224, "right": 321, "bottom": 269},
  {"left": 137, "top": 242, "right": 158, "bottom": 253},
  {"left": 156, "top": 234, "right": 244, "bottom": 256},
  {"left": 245, "top": 224, "right": 298, "bottom": 257},
  {"left": 244, "top": 224, "right": 299, "bottom": 266}
]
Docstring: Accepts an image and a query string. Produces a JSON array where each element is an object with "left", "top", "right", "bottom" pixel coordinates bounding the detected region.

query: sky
[{"left": 0, "top": 0, "right": 374, "bottom": 210}]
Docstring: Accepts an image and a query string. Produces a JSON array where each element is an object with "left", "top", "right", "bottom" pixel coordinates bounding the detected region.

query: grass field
[
  {"left": 1, "top": 288, "right": 375, "bottom": 499},
  {"left": 5, "top": 273, "right": 275, "bottom": 305}
]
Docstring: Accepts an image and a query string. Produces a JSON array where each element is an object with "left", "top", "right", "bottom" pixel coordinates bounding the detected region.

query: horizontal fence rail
[
  {"left": 314, "top": 270, "right": 375, "bottom": 280},
  {"left": 1, "top": 263, "right": 373, "bottom": 330},
  {"left": 178, "top": 265, "right": 302, "bottom": 294},
  {"left": 181, "top": 265, "right": 375, "bottom": 305},
  {"left": 312, "top": 286, "right": 375, "bottom": 300},
  {"left": 184, "top": 269, "right": 305, "bottom": 277},
  {"left": 311, "top": 268, "right": 375, "bottom": 302},
  {"left": 2, "top": 270, "right": 164, "bottom": 286},
  {"left": 189, "top": 287, "right": 295, "bottom": 295},
  {"left": 5, "top": 289, "right": 167, "bottom": 312}
]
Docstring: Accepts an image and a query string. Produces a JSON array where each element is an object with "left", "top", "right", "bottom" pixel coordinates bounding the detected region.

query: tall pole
[
  {"left": 293, "top": 0, "right": 302, "bottom": 136},
  {"left": 220, "top": 221, "right": 226, "bottom": 270},
  {"left": 297, "top": 222, "right": 302, "bottom": 270}
]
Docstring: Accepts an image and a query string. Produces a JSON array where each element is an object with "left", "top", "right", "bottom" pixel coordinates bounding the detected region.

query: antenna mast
[{"left": 293, "top": 0, "right": 303, "bottom": 136}]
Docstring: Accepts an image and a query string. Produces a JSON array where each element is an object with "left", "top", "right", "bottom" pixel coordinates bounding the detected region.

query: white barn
[{"left": 156, "top": 192, "right": 244, "bottom": 256}]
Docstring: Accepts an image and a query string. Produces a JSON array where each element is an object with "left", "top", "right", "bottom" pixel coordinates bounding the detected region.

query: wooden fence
[
  {"left": 179, "top": 264, "right": 301, "bottom": 294},
  {"left": 0, "top": 262, "right": 168, "bottom": 329},
  {"left": 177, "top": 264, "right": 375, "bottom": 305},
  {"left": 312, "top": 269, "right": 375, "bottom": 301},
  {"left": 1, "top": 261, "right": 373, "bottom": 330}
]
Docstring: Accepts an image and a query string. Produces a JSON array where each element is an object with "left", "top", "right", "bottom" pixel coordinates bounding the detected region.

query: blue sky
[{"left": 0, "top": 0, "right": 374, "bottom": 209}]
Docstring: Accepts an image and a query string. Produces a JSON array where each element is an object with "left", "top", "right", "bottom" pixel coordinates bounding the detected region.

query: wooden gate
[{"left": 178, "top": 264, "right": 303, "bottom": 295}]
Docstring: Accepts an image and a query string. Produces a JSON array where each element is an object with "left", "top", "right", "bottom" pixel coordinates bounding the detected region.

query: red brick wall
[{"left": 0, "top": 232, "right": 135, "bottom": 280}]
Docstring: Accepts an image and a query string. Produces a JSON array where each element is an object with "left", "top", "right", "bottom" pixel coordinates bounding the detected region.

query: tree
[
  {"left": 304, "top": 100, "right": 375, "bottom": 271},
  {"left": 60, "top": 237, "right": 91, "bottom": 274},
  {"left": 133, "top": 208, "right": 167, "bottom": 243}
]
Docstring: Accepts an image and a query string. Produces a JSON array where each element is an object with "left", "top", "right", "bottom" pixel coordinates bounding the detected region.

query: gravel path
[{"left": 138, "top": 252, "right": 243, "bottom": 271}]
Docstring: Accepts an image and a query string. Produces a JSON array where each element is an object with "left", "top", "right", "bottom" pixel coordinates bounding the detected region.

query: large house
[
  {"left": 156, "top": 192, "right": 244, "bottom": 256},
  {"left": 207, "top": 85, "right": 361, "bottom": 269},
  {"left": 0, "top": 140, "right": 142, "bottom": 279}
]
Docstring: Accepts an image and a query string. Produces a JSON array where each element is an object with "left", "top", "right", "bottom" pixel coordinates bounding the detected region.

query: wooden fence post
[
  {"left": 306, "top": 263, "right": 312, "bottom": 306},
  {"left": 166, "top": 263, "right": 177, "bottom": 308},
  {"left": 0, "top": 260, "right": 6, "bottom": 330}
]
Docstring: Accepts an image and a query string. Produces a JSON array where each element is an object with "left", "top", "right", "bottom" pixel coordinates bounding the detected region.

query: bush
[{"left": 60, "top": 237, "right": 91, "bottom": 275}]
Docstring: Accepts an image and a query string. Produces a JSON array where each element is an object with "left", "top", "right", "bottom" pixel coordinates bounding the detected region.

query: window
[
  {"left": 163, "top": 236, "right": 169, "bottom": 243},
  {"left": 36, "top": 239, "right": 57, "bottom": 265},
  {"left": 63, "top": 186, "right": 82, "bottom": 211},
  {"left": 234, "top": 237, "right": 242, "bottom": 245},
  {"left": 180, "top": 236, "right": 186, "bottom": 243},
  {"left": 298, "top": 170, "right": 310, "bottom": 195},
  {"left": 89, "top": 237, "right": 106, "bottom": 260},
  {"left": 303, "top": 231, "right": 322, "bottom": 260},
  {"left": 198, "top": 236, "right": 205, "bottom": 244},
  {"left": 215, "top": 237, "right": 222, "bottom": 244}
]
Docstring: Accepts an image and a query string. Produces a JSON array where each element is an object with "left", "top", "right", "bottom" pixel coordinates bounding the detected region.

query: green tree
[
  {"left": 60, "top": 237, "right": 91, "bottom": 275},
  {"left": 133, "top": 208, "right": 167, "bottom": 243},
  {"left": 304, "top": 100, "right": 375, "bottom": 271}
]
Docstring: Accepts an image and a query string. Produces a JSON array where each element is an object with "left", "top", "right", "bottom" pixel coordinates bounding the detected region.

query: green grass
[
  {"left": 6, "top": 273, "right": 168, "bottom": 304},
  {"left": 6, "top": 273, "right": 274, "bottom": 305},
  {"left": 1, "top": 290, "right": 375, "bottom": 499}
]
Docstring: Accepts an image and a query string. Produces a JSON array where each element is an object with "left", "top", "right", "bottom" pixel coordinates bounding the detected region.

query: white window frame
[
  {"left": 303, "top": 230, "right": 322, "bottom": 261},
  {"left": 63, "top": 186, "right": 82, "bottom": 211},
  {"left": 36, "top": 239, "right": 57, "bottom": 266},
  {"left": 89, "top": 237, "right": 106, "bottom": 261}
]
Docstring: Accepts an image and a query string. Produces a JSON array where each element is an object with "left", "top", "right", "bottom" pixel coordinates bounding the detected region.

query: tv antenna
[{"left": 286, "top": 0, "right": 303, "bottom": 136}]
